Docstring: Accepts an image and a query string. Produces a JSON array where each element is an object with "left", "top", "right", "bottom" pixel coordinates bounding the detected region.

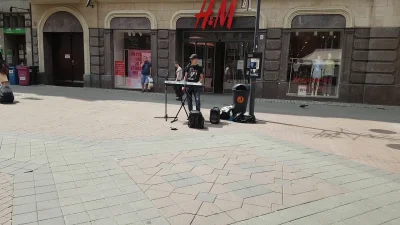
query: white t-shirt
[{"left": 176, "top": 66, "right": 182, "bottom": 80}]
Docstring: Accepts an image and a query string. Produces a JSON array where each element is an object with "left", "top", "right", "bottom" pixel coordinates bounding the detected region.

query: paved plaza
[{"left": 1, "top": 85, "right": 400, "bottom": 225}]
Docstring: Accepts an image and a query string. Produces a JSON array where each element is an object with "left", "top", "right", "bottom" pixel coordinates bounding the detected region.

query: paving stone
[
  {"left": 162, "top": 174, "right": 182, "bottom": 182},
  {"left": 64, "top": 212, "right": 90, "bottom": 225},
  {"left": 12, "top": 211, "right": 38, "bottom": 225},
  {"left": 208, "top": 212, "right": 235, "bottom": 225},
  {"left": 159, "top": 204, "right": 185, "bottom": 218},
  {"left": 13, "top": 202, "right": 37, "bottom": 215},
  {"left": 214, "top": 199, "right": 242, "bottom": 211},
  {"left": 37, "top": 199, "right": 61, "bottom": 210},
  {"left": 196, "top": 192, "right": 216, "bottom": 203},
  {"left": 91, "top": 217, "right": 118, "bottom": 225},
  {"left": 136, "top": 207, "right": 162, "bottom": 221},
  {"left": 152, "top": 197, "right": 175, "bottom": 208},
  {"left": 14, "top": 188, "right": 36, "bottom": 197},
  {"left": 13, "top": 195, "right": 36, "bottom": 205},
  {"left": 145, "top": 189, "right": 171, "bottom": 200},
  {"left": 61, "top": 203, "right": 86, "bottom": 215},
  {"left": 115, "top": 212, "right": 141, "bottom": 224},
  {"left": 87, "top": 207, "right": 113, "bottom": 221},
  {"left": 167, "top": 213, "right": 195, "bottom": 225},
  {"left": 226, "top": 208, "right": 253, "bottom": 222},
  {"left": 84, "top": 199, "right": 108, "bottom": 210},
  {"left": 38, "top": 217, "right": 65, "bottom": 225},
  {"left": 38, "top": 207, "right": 63, "bottom": 221},
  {"left": 178, "top": 200, "right": 203, "bottom": 214},
  {"left": 36, "top": 191, "right": 59, "bottom": 202},
  {"left": 130, "top": 198, "right": 154, "bottom": 211},
  {"left": 142, "top": 217, "right": 169, "bottom": 225},
  {"left": 170, "top": 192, "right": 196, "bottom": 204},
  {"left": 59, "top": 196, "right": 83, "bottom": 207},
  {"left": 197, "top": 202, "right": 223, "bottom": 216}
]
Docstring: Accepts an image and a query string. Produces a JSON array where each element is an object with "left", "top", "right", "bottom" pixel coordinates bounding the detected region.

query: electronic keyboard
[{"left": 164, "top": 81, "right": 204, "bottom": 87}]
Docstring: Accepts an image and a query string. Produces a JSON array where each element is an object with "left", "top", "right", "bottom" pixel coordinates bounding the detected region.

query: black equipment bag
[
  {"left": 220, "top": 105, "right": 233, "bottom": 120},
  {"left": 209, "top": 107, "right": 220, "bottom": 124},
  {"left": 188, "top": 110, "right": 204, "bottom": 129},
  {"left": 0, "top": 86, "right": 14, "bottom": 104}
]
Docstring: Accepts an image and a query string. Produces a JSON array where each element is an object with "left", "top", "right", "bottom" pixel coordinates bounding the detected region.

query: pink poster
[{"left": 127, "top": 50, "right": 151, "bottom": 88}]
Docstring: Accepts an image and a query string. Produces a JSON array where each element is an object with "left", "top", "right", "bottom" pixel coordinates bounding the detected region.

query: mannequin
[
  {"left": 323, "top": 53, "right": 335, "bottom": 96},
  {"left": 310, "top": 55, "right": 323, "bottom": 96}
]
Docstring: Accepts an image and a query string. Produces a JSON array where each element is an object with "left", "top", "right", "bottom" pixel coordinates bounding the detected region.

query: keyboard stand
[
  {"left": 171, "top": 90, "right": 189, "bottom": 123},
  {"left": 154, "top": 79, "right": 176, "bottom": 121}
]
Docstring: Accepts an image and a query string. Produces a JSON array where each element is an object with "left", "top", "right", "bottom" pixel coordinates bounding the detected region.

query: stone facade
[{"left": 28, "top": 0, "right": 400, "bottom": 105}]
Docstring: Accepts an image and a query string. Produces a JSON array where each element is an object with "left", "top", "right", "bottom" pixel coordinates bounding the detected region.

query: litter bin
[
  {"left": 17, "top": 66, "right": 30, "bottom": 86},
  {"left": 9, "top": 66, "right": 18, "bottom": 85},
  {"left": 29, "top": 66, "right": 38, "bottom": 85},
  {"left": 232, "top": 84, "right": 249, "bottom": 115}
]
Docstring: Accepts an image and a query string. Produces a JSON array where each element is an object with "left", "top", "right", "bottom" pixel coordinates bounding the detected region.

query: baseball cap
[{"left": 189, "top": 54, "right": 198, "bottom": 59}]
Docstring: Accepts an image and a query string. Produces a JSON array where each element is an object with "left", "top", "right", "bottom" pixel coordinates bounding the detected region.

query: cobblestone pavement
[{"left": 0, "top": 85, "right": 399, "bottom": 225}]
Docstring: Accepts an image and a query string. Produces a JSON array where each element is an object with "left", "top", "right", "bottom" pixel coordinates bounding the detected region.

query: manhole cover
[
  {"left": 369, "top": 129, "right": 397, "bottom": 135},
  {"left": 387, "top": 144, "right": 400, "bottom": 150}
]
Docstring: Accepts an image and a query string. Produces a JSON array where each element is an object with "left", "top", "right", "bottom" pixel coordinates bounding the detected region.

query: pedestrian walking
[
  {"left": 0, "top": 52, "right": 9, "bottom": 86},
  {"left": 174, "top": 61, "right": 183, "bottom": 101},
  {"left": 140, "top": 56, "right": 152, "bottom": 92}
]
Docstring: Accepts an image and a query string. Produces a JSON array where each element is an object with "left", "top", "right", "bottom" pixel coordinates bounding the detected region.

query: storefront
[
  {"left": 29, "top": 0, "right": 400, "bottom": 105},
  {"left": 113, "top": 30, "right": 152, "bottom": 89},
  {"left": 0, "top": 11, "right": 32, "bottom": 67},
  {"left": 285, "top": 15, "right": 346, "bottom": 98}
]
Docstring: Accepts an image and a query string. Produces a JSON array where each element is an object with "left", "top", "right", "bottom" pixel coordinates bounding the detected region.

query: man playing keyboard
[{"left": 184, "top": 54, "right": 204, "bottom": 111}]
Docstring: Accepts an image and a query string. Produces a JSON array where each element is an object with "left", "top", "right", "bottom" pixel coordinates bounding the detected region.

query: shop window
[
  {"left": 114, "top": 31, "right": 151, "bottom": 89},
  {"left": 287, "top": 31, "right": 342, "bottom": 97}
]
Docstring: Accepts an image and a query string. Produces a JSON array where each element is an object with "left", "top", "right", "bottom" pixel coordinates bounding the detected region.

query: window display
[
  {"left": 114, "top": 31, "right": 151, "bottom": 89},
  {"left": 287, "top": 31, "right": 342, "bottom": 97}
]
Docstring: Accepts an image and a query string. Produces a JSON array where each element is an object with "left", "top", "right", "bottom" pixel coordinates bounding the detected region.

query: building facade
[
  {"left": 29, "top": 0, "right": 400, "bottom": 105},
  {"left": 0, "top": 0, "right": 33, "bottom": 67}
]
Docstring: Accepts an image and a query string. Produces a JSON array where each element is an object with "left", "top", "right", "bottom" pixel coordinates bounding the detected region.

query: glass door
[{"left": 183, "top": 41, "right": 215, "bottom": 93}]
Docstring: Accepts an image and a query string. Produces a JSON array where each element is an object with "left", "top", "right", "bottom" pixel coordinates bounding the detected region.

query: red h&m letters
[{"left": 195, "top": 0, "right": 237, "bottom": 30}]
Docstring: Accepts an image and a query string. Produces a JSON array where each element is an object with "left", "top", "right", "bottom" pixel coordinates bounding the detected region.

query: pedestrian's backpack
[
  {"left": 0, "top": 86, "right": 14, "bottom": 104},
  {"left": 209, "top": 107, "right": 220, "bottom": 124},
  {"left": 188, "top": 110, "right": 204, "bottom": 129}
]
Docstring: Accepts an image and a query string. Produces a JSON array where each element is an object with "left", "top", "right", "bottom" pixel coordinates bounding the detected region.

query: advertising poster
[
  {"left": 115, "top": 61, "right": 125, "bottom": 76},
  {"left": 128, "top": 50, "right": 151, "bottom": 89}
]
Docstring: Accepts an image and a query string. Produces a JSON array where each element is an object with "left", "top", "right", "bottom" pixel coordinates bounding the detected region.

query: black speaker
[
  {"left": 210, "top": 107, "right": 220, "bottom": 124},
  {"left": 188, "top": 111, "right": 204, "bottom": 129}
]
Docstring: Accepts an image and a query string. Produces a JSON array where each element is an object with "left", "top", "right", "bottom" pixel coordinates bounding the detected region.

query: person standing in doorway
[
  {"left": 174, "top": 61, "right": 183, "bottom": 101},
  {"left": 140, "top": 56, "right": 152, "bottom": 92},
  {"left": 0, "top": 52, "right": 9, "bottom": 86},
  {"left": 184, "top": 54, "right": 204, "bottom": 111}
]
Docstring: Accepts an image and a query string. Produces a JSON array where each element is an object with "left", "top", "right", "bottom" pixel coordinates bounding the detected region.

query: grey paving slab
[{"left": 196, "top": 192, "right": 217, "bottom": 203}]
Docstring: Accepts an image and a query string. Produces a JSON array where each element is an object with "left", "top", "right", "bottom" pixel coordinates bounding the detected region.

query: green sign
[{"left": 4, "top": 28, "right": 25, "bottom": 34}]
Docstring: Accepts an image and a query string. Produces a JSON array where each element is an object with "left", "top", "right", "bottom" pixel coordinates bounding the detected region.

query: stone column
[
  {"left": 363, "top": 28, "right": 400, "bottom": 105},
  {"left": 89, "top": 28, "right": 104, "bottom": 88},
  {"left": 102, "top": 29, "right": 113, "bottom": 88},
  {"left": 263, "top": 28, "right": 282, "bottom": 99},
  {"left": 157, "top": 30, "right": 169, "bottom": 92},
  {"left": 25, "top": 13, "right": 33, "bottom": 66}
]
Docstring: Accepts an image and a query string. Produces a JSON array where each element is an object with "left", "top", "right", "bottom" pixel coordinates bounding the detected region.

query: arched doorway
[{"left": 42, "top": 11, "right": 85, "bottom": 86}]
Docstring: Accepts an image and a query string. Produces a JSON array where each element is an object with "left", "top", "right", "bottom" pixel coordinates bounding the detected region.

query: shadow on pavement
[{"left": 11, "top": 85, "right": 400, "bottom": 124}]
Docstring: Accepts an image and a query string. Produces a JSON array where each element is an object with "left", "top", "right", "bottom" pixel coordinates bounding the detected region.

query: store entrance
[
  {"left": 181, "top": 31, "right": 254, "bottom": 94},
  {"left": 50, "top": 32, "right": 84, "bottom": 86}
]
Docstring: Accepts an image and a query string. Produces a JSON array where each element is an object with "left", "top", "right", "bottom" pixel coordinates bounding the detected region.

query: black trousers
[{"left": 173, "top": 83, "right": 183, "bottom": 98}]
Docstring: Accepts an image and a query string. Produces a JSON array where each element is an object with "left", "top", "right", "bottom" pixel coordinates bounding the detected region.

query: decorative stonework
[
  {"left": 283, "top": 6, "right": 354, "bottom": 29},
  {"left": 104, "top": 10, "right": 157, "bottom": 29}
]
